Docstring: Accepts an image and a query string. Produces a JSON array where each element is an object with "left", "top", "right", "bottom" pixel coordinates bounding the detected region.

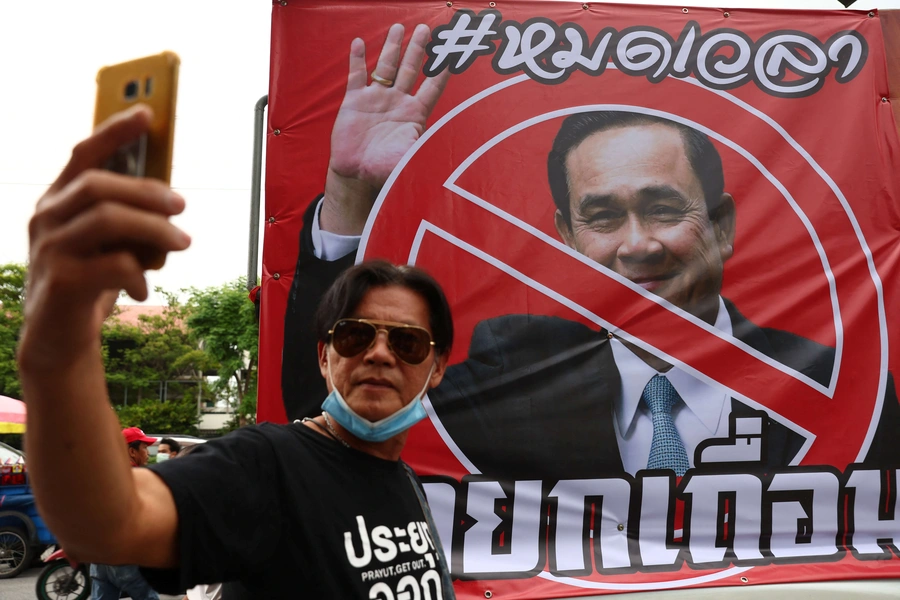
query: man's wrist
[
  {"left": 312, "top": 197, "right": 362, "bottom": 261},
  {"left": 321, "top": 168, "right": 378, "bottom": 236},
  {"left": 22, "top": 315, "right": 111, "bottom": 374}
]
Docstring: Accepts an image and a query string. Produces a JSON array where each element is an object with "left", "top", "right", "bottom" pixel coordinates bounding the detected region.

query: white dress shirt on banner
[
  {"left": 611, "top": 299, "right": 734, "bottom": 475},
  {"left": 311, "top": 197, "right": 361, "bottom": 261}
]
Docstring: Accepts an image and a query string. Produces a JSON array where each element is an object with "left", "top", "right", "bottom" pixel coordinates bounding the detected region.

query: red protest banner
[{"left": 263, "top": 2, "right": 900, "bottom": 596}]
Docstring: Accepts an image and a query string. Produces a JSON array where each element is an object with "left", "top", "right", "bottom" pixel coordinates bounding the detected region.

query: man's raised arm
[{"left": 17, "top": 106, "right": 189, "bottom": 568}]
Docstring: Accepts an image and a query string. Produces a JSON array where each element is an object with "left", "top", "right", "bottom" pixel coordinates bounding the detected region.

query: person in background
[
  {"left": 89, "top": 427, "right": 160, "bottom": 600},
  {"left": 124, "top": 427, "right": 156, "bottom": 468},
  {"left": 156, "top": 438, "right": 181, "bottom": 462}
]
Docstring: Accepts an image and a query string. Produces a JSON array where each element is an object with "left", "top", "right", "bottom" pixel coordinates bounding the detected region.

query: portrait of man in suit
[
  {"left": 424, "top": 110, "right": 889, "bottom": 481},
  {"left": 282, "top": 23, "right": 900, "bottom": 482}
]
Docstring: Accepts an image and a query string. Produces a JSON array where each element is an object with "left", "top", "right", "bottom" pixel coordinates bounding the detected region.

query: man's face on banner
[{"left": 554, "top": 123, "right": 735, "bottom": 325}]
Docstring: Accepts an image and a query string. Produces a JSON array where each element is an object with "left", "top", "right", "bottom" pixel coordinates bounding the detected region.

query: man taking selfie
[{"left": 17, "top": 107, "right": 456, "bottom": 599}]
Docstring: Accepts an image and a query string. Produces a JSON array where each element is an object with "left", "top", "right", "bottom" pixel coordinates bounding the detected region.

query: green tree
[
  {"left": 102, "top": 290, "right": 216, "bottom": 433},
  {"left": 115, "top": 397, "right": 201, "bottom": 435},
  {"left": 186, "top": 278, "right": 259, "bottom": 429},
  {"left": 0, "top": 263, "right": 26, "bottom": 399},
  {"left": 0, "top": 266, "right": 259, "bottom": 433}
]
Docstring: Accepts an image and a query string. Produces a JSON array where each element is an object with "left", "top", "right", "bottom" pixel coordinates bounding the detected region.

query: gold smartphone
[
  {"left": 94, "top": 52, "right": 180, "bottom": 269},
  {"left": 94, "top": 51, "right": 180, "bottom": 184}
]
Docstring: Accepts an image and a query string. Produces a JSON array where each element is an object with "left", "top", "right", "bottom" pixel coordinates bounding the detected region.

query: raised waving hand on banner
[{"left": 321, "top": 23, "right": 450, "bottom": 236}]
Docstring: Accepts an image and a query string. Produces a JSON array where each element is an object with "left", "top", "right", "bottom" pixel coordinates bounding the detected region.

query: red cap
[{"left": 122, "top": 427, "right": 157, "bottom": 445}]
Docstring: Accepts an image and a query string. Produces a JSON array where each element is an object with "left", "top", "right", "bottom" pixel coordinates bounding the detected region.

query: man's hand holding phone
[
  {"left": 20, "top": 105, "right": 190, "bottom": 373},
  {"left": 14, "top": 52, "right": 187, "bottom": 567}
]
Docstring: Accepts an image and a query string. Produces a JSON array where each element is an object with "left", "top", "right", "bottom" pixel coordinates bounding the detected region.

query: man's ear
[
  {"left": 428, "top": 351, "right": 450, "bottom": 390},
  {"left": 711, "top": 193, "right": 736, "bottom": 262},
  {"left": 318, "top": 341, "right": 330, "bottom": 383},
  {"left": 554, "top": 209, "right": 576, "bottom": 249}
]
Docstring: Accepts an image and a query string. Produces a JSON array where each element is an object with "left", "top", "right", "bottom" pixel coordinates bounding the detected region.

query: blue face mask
[{"left": 321, "top": 350, "right": 435, "bottom": 443}]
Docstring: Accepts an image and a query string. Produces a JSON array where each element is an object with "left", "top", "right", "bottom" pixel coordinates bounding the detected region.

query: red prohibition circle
[{"left": 363, "top": 71, "right": 886, "bottom": 472}]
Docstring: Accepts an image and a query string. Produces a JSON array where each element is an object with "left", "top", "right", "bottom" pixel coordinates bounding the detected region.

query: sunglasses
[{"left": 329, "top": 318, "right": 435, "bottom": 365}]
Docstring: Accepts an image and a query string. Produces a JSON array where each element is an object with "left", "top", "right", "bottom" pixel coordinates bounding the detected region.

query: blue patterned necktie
[{"left": 642, "top": 374, "right": 690, "bottom": 476}]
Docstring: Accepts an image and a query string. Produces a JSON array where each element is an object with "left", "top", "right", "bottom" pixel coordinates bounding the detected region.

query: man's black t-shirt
[{"left": 143, "top": 422, "right": 451, "bottom": 599}]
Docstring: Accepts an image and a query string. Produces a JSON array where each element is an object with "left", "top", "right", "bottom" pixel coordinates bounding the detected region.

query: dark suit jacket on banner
[{"left": 283, "top": 199, "right": 900, "bottom": 479}]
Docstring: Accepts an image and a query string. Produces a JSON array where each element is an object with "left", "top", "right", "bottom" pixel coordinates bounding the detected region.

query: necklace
[
  {"left": 301, "top": 413, "right": 351, "bottom": 449},
  {"left": 321, "top": 412, "right": 352, "bottom": 448}
]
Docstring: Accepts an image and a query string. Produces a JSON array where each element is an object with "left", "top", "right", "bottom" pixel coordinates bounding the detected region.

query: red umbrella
[{"left": 0, "top": 395, "right": 25, "bottom": 433}]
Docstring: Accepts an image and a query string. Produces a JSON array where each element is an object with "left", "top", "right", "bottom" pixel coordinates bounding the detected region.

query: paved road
[
  {"left": 3, "top": 566, "right": 62, "bottom": 600},
  {"left": 2, "top": 566, "right": 42, "bottom": 600},
  {"left": 1, "top": 565, "right": 182, "bottom": 600}
]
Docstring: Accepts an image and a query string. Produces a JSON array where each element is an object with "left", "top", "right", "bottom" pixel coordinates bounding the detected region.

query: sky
[{"left": 3, "top": 0, "right": 900, "bottom": 305}]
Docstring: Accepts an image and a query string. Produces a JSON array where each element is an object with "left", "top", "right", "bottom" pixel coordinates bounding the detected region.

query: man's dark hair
[
  {"left": 159, "top": 438, "right": 181, "bottom": 453},
  {"left": 548, "top": 111, "right": 726, "bottom": 227},
  {"left": 127, "top": 441, "right": 144, "bottom": 451},
  {"left": 314, "top": 260, "right": 453, "bottom": 356}
]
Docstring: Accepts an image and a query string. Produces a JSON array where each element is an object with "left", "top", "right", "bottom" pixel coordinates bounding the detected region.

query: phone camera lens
[{"left": 124, "top": 80, "right": 139, "bottom": 100}]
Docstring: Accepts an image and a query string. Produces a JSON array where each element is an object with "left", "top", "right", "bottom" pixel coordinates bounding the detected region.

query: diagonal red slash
[{"left": 362, "top": 73, "right": 885, "bottom": 468}]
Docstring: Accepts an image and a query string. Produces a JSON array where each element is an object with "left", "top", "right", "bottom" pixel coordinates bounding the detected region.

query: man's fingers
[
  {"left": 51, "top": 201, "right": 190, "bottom": 258},
  {"left": 346, "top": 37, "right": 368, "bottom": 92},
  {"left": 372, "top": 24, "right": 405, "bottom": 85},
  {"left": 81, "top": 252, "right": 149, "bottom": 303},
  {"left": 394, "top": 24, "right": 430, "bottom": 94},
  {"left": 49, "top": 105, "right": 153, "bottom": 196},
  {"left": 96, "top": 290, "right": 121, "bottom": 322},
  {"left": 26, "top": 253, "right": 146, "bottom": 324},
  {"left": 415, "top": 68, "right": 451, "bottom": 115},
  {"left": 39, "top": 169, "right": 184, "bottom": 226}
]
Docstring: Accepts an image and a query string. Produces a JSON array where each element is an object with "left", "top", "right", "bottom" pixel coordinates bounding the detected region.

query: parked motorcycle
[{"left": 35, "top": 546, "right": 90, "bottom": 600}]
